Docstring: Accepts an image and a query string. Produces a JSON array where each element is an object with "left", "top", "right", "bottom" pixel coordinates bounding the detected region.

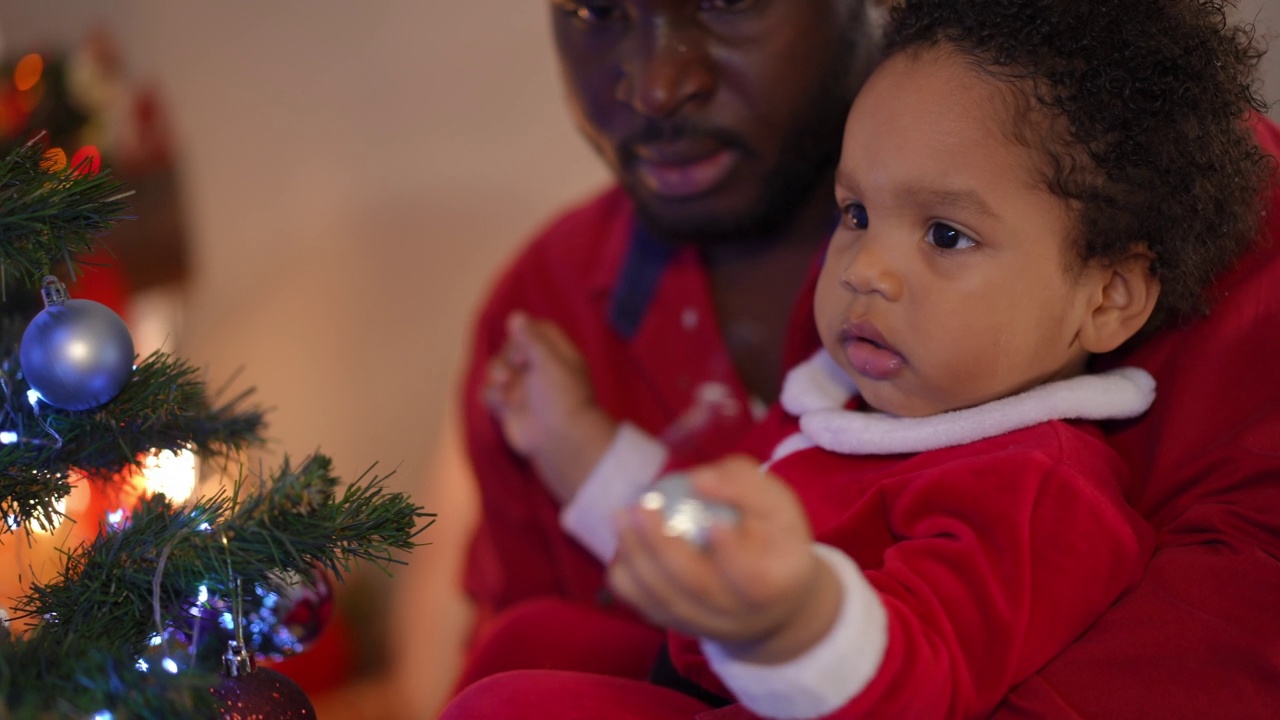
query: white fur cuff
[
  {"left": 701, "top": 544, "right": 888, "bottom": 719},
  {"left": 559, "top": 422, "right": 669, "bottom": 562}
]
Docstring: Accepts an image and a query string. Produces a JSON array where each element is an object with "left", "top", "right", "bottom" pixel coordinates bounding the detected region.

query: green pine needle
[
  {"left": 0, "top": 135, "right": 131, "bottom": 291},
  {"left": 0, "top": 111, "right": 433, "bottom": 720},
  {"left": 5, "top": 453, "right": 431, "bottom": 717},
  {"left": 0, "top": 350, "right": 267, "bottom": 534}
]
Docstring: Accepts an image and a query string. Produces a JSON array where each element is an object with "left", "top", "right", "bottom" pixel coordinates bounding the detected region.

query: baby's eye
[
  {"left": 842, "top": 202, "right": 868, "bottom": 230},
  {"left": 926, "top": 223, "right": 976, "bottom": 250}
]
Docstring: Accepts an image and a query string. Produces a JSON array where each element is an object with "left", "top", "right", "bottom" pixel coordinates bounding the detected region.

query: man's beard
[{"left": 632, "top": 72, "right": 854, "bottom": 248}]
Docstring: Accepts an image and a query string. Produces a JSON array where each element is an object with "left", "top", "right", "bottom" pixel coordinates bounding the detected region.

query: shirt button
[{"left": 681, "top": 307, "right": 699, "bottom": 330}]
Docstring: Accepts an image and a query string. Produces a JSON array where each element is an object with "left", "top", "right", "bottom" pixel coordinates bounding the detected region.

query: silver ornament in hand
[
  {"left": 639, "top": 471, "right": 741, "bottom": 548},
  {"left": 19, "top": 276, "right": 134, "bottom": 411}
]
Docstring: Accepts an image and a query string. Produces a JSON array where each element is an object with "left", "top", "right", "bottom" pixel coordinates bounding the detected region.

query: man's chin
[
  {"left": 635, "top": 207, "right": 755, "bottom": 247},
  {"left": 629, "top": 188, "right": 767, "bottom": 246}
]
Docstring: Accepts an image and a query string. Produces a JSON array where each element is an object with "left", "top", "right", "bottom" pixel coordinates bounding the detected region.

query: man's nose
[{"left": 614, "top": 26, "right": 715, "bottom": 118}]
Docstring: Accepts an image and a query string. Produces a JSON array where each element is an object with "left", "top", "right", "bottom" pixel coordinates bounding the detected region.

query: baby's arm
[
  {"left": 609, "top": 456, "right": 843, "bottom": 662},
  {"left": 483, "top": 311, "right": 617, "bottom": 503},
  {"left": 614, "top": 451, "right": 1151, "bottom": 720}
]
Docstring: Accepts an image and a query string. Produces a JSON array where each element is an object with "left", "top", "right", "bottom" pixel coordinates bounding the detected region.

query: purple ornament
[{"left": 211, "top": 642, "right": 315, "bottom": 719}]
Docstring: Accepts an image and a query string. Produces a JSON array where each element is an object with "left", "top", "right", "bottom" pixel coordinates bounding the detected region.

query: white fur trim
[
  {"left": 766, "top": 431, "right": 818, "bottom": 468},
  {"left": 780, "top": 350, "right": 860, "bottom": 415},
  {"left": 801, "top": 366, "right": 1156, "bottom": 456},
  {"left": 560, "top": 422, "right": 669, "bottom": 562},
  {"left": 701, "top": 544, "right": 888, "bottom": 720}
]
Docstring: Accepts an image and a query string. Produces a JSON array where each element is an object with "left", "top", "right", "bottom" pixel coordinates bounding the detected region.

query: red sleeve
[
  {"left": 992, "top": 114, "right": 1280, "bottom": 719},
  {"left": 821, "top": 432, "right": 1150, "bottom": 719},
  {"left": 459, "top": 256, "right": 554, "bottom": 619},
  {"left": 460, "top": 190, "right": 633, "bottom": 624}
]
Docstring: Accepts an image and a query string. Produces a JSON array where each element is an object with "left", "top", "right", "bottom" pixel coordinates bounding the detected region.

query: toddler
[{"left": 471, "top": 0, "right": 1268, "bottom": 717}]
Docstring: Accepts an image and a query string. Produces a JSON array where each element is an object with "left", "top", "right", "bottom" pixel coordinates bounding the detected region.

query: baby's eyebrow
[
  {"left": 834, "top": 166, "right": 860, "bottom": 195},
  {"left": 835, "top": 166, "right": 1000, "bottom": 222},
  {"left": 909, "top": 186, "right": 998, "bottom": 220}
]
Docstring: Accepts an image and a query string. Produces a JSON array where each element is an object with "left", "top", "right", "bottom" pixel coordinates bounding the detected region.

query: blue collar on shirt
[
  {"left": 608, "top": 222, "right": 675, "bottom": 340},
  {"left": 608, "top": 214, "right": 841, "bottom": 340}
]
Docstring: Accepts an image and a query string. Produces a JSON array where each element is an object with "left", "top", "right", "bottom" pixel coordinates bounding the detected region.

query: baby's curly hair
[{"left": 886, "top": 0, "right": 1271, "bottom": 329}]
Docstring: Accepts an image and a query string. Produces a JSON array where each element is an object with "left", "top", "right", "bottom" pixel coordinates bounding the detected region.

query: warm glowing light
[
  {"left": 13, "top": 54, "right": 43, "bottom": 92},
  {"left": 7, "top": 496, "right": 67, "bottom": 534},
  {"left": 139, "top": 449, "right": 199, "bottom": 502},
  {"left": 42, "top": 146, "right": 67, "bottom": 173},
  {"left": 63, "top": 475, "right": 91, "bottom": 517},
  {"left": 16, "top": 83, "right": 43, "bottom": 112},
  {"left": 70, "top": 145, "right": 102, "bottom": 176}
]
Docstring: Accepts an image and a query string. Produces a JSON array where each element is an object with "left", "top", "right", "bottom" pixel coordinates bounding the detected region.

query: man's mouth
[{"left": 633, "top": 147, "right": 739, "bottom": 199}]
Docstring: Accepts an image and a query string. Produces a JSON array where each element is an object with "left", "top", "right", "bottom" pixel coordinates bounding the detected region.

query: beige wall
[
  {"left": 1243, "top": 0, "right": 1280, "bottom": 107},
  {"left": 0, "top": 1, "right": 609, "bottom": 497}
]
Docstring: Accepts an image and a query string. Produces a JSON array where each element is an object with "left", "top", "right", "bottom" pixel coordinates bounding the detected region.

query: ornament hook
[
  {"left": 222, "top": 639, "right": 256, "bottom": 678},
  {"left": 38, "top": 276, "right": 68, "bottom": 308}
]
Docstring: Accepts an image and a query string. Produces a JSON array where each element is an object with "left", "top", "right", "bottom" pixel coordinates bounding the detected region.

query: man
[
  {"left": 457, "top": 0, "right": 884, "bottom": 684},
  {"left": 453, "top": 0, "right": 1280, "bottom": 716}
]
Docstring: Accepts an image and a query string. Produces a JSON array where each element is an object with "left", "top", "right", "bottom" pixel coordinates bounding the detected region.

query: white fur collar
[{"left": 776, "top": 350, "right": 1155, "bottom": 456}]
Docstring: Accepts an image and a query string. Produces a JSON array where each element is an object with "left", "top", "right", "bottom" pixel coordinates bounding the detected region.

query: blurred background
[{"left": 0, "top": 1, "right": 1275, "bottom": 718}]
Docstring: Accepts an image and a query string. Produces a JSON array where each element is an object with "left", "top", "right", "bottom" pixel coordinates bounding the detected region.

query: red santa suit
[
  {"left": 552, "top": 350, "right": 1153, "bottom": 719},
  {"left": 441, "top": 353, "right": 1155, "bottom": 720}
]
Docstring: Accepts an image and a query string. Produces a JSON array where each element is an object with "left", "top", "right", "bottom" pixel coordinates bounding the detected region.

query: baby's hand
[
  {"left": 483, "top": 312, "right": 617, "bottom": 502},
  {"left": 608, "top": 455, "right": 840, "bottom": 663}
]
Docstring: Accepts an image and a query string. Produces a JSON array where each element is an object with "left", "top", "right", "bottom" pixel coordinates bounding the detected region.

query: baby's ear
[{"left": 1078, "top": 249, "right": 1160, "bottom": 354}]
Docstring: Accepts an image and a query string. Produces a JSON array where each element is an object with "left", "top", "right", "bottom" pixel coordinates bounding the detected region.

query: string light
[
  {"left": 41, "top": 146, "right": 67, "bottom": 172},
  {"left": 5, "top": 496, "right": 66, "bottom": 533},
  {"left": 69, "top": 144, "right": 101, "bottom": 176},
  {"left": 138, "top": 448, "right": 198, "bottom": 502},
  {"left": 13, "top": 53, "right": 43, "bottom": 92}
]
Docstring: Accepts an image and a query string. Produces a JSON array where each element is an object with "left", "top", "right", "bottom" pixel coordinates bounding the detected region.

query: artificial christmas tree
[{"left": 0, "top": 134, "right": 428, "bottom": 717}]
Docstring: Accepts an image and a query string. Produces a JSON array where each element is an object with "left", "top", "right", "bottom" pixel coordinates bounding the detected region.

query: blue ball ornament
[{"left": 19, "top": 276, "right": 134, "bottom": 411}]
